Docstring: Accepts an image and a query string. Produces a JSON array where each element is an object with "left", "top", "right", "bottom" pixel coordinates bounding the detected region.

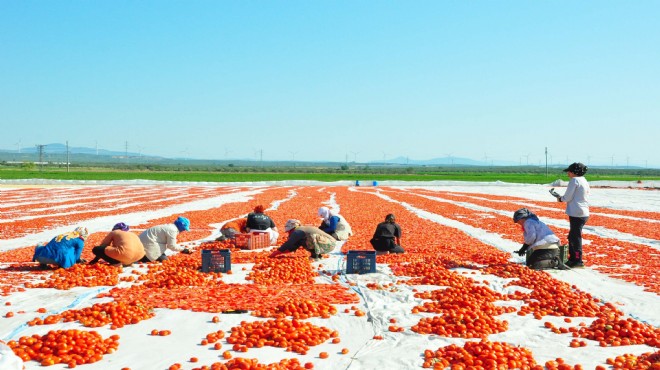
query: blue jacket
[
  {"left": 32, "top": 233, "right": 85, "bottom": 268},
  {"left": 319, "top": 215, "right": 340, "bottom": 234}
]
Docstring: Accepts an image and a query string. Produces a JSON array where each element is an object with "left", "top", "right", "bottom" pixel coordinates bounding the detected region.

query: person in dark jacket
[
  {"left": 246, "top": 205, "right": 279, "bottom": 244},
  {"left": 32, "top": 226, "right": 89, "bottom": 269},
  {"left": 269, "top": 219, "right": 336, "bottom": 259},
  {"left": 370, "top": 214, "right": 404, "bottom": 254}
]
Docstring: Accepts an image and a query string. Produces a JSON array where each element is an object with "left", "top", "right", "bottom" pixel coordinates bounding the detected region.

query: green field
[{"left": 1, "top": 167, "right": 658, "bottom": 184}]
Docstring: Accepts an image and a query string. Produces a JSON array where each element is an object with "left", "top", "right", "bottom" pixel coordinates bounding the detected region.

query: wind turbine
[
  {"left": 350, "top": 151, "right": 359, "bottom": 163},
  {"left": 445, "top": 153, "right": 454, "bottom": 166}
]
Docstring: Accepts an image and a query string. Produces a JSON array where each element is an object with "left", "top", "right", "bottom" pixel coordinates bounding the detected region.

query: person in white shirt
[
  {"left": 139, "top": 216, "right": 192, "bottom": 262},
  {"left": 550, "top": 162, "right": 590, "bottom": 268}
]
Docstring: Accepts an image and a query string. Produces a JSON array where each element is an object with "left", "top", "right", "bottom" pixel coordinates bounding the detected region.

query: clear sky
[{"left": 1, "top": 1, "right": 659, "bottom": 167}]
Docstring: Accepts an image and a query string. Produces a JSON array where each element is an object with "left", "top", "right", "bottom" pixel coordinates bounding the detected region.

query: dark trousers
[
  {"left": 568, "top": 216, "right": 588, "bottom": 262},
  {"left": 370, "top": 238, "right": 405, "bottom": 254},
  {"left": 527, "top": 248, "right": 565, "bottom": 270},
  {"left": 139, "top": 253, "right": 168, "bottom": 263},
  {"left": 91, "top": 246, "right": 121, "bottom": 265}
]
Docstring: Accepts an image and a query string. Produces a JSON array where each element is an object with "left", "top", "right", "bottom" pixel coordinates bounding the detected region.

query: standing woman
[
  {"left": 552, "top": 162, "right": 590, "bottom": 267},
  {"left": 370, "top": 214, "right": 404, "bottom": 254}
]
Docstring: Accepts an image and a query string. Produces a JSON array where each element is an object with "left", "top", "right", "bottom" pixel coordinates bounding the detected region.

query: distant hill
[{"left": 17, "top": 143, "right": 145, "bottom": 158}]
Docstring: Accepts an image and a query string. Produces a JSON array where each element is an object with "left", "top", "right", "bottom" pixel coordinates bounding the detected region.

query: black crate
[
  {"left": 559, "top": 244, "right": 569, "bottom": 263},
  {"left": 201, "top": 249, "right": 231, "bottom": 273},
  {"left": 346, "top": 250, "right": 376, "bottom": 274}
]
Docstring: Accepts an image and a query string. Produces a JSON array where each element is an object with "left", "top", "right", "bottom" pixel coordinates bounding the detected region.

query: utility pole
[
  {"left": 125, "top": 141, "right": 129, "bottom": 164},
  {"left": 545, "top": 147, "right": 548, "bottom": 177},
  {"left": 36, "top": 144, "right": 46, "bottom": 171},
  {"left": 289, "top": 151, "right": 297, "bottom": 168},
  {"left": 66, "top": 141, "right": 70, "bottom": 173}
]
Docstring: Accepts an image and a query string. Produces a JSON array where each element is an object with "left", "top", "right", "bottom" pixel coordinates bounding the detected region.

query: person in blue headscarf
[
  {"left": 513, "top": 208, "right": 567, "bottom": 270},
  {"left": 32, "top": 226, "right": 89, "bottom": 269},
  {"left": 138, "top": 216, "right": 192, "bottom": 262}
]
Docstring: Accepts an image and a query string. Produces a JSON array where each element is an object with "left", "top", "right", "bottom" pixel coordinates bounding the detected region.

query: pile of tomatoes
[
  {"left": 226, "top": 318, "right": 337, "bottom": 355},
  {"left": 6, "top": 329, "right": 120, "bottom": 367}
]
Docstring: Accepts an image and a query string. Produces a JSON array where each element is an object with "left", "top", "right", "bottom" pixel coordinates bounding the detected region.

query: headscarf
[
  {"left": 254, "top": 205, "right": 265, "bottom": 213},
  {"left": 318, "top": 207, "right": 332, "bottom": 221},
  {"left": 74, "top": 227, "right": 89, "bottom": 240},
  {"left": 56, "top": 227, "right": 89, "bottom": 242},
  {"left": 512, "top": 208, "right": 539, "bottom": 223},
  {"left": 112, "top": 222, "right": 129, "bottom": 231},
  {"left": 174, "top": 216, "right": 190, "bottom": 232}
]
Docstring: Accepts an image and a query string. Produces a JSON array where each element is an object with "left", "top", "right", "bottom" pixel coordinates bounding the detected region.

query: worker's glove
[
  {"left": 549, "top": 188, "right": 561, "bottom": 199},
  {"left": 181, "top": 248, "right": 193, "bottom": 254},
  {"left": 516, "top": 244, "right": 529, "bottom": 257}
]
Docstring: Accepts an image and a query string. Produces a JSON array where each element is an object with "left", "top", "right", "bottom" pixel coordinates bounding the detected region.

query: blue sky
[{"left": 1, "top": 1, "right": 659, "bottom": 167}]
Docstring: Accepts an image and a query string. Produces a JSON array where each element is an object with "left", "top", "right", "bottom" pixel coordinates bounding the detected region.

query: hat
[
  {"left": 112, "top": 222, "right": 129, "bottom": 231},
  {"left": 174, "top": 216, "right": 190, "bottom": 232},
  {"left": 74, "top": 226, "right": 89, "bottom": 240},
  {"left": 513, "top": 208, "right": 532, "bottom": 223},
  {"left": 254, "top": 205, "right": 265, "bottom": 213},
  {"left": 563, "top": 162, "right": 588, "bottom": 176},
  {"left": 284, "top": 219, "right": 301, "bottom": 232}
]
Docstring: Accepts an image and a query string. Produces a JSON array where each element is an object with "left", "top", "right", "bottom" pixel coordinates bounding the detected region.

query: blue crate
[
  {"left": 346, "top": 250, "right": 376, "bottom": 274},
  {"left": 201, "top": 249, "right": 231, "bottom": 273}
]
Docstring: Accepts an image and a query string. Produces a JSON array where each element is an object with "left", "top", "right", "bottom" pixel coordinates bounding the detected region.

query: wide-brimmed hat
[{"left": 284, "top": 219, "right": 301, "bottom": 232}]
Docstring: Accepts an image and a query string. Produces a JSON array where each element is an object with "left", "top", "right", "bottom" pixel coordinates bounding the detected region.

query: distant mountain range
[
  {"left": 1, "top": 143, "right": 651, "bottom": 168},
  {"left": 3, "top": 144, "right": 517, "bottom": 166},
  {"left": 13, "top": 143, "right": 148, "bottom": 158}
]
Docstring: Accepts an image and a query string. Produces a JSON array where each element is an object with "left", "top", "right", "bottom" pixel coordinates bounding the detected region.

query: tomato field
[{"left": 0, "top": 183, "right": 658, "bottom": 370}]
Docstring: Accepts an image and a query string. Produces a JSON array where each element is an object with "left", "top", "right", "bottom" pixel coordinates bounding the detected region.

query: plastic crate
[
  {"left": 234, "top": 232, "right": 270, "bottom": 250},
  {"left": 346, "top": 250, "right": 376, "bottom": 274},
  {"left": 559, "top": 244, "right": 569, "bottom": 263},
  {"left": 201, "top": 249, "right": 231, "bottom": 273}
]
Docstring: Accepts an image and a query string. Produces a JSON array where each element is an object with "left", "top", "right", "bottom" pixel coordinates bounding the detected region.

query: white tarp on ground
[{"left": 0, "top": 180, "right": 659, "bottom": 370}]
